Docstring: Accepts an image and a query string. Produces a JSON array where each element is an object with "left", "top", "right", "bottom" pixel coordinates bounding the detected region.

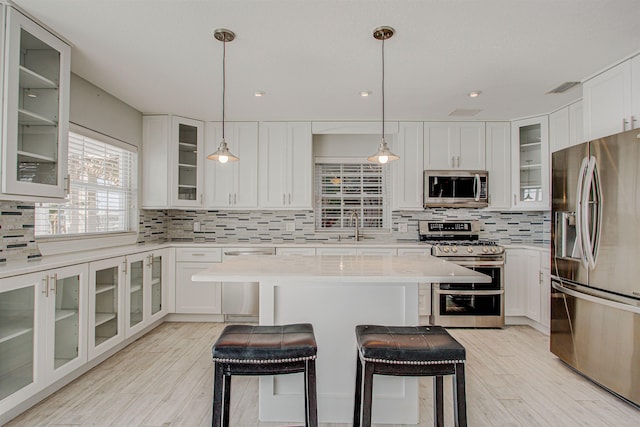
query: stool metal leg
[
  {"left": 222, "top": 373, "right": 232, "bottom": 427},
  {"left": 353, "top": 352, "right": 363, "bottom": 427},
  {"left": 305, "top": 359, "right": 318, "bottom": 427},
  {"left": 212, "top": 362, "right": 224, "bottom": 427},
  {"left": 361, "top": 361, "right": 375, "bottom": 427},
  {"left": 433, "top": 375, "right": 444, "bottom": 427},
  {"left": 453, "top": 363, "right": 467, "bottom": 427}
]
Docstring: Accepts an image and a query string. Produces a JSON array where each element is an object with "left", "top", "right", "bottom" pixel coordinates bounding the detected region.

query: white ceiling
[{"left": 12, "top": 0, "right": 640, "bottom": 122}]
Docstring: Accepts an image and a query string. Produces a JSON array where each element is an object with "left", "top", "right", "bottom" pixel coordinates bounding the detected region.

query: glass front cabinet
[
  {"left": 2, "top": 7, "right": 71, "bottom": 199},
  {"left": 125, "top": 250, "right": 168, "bottom": 337},
  {"left": 0, "top": 264, "right": 87, "bottom": 412},
  {"left": 511, "top": 116, "right": 550, "bottom": 210}
]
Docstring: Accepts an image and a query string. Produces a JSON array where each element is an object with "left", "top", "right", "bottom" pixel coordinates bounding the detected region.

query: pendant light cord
[
  {"left": 222, "top": 39, "right": 226, "bottom": 141},
  {"left": 381, "top": 37, "right": 385, "bottom": 140}
]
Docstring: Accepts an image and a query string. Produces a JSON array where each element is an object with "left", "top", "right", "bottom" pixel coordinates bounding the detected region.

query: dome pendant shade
[
  {"left": 367, "top": 138, "right": 399, "bottom": 164},
  {"left": 208, "top": 28, "right": 239, "bottom": 163},
  {"left": 207, "top": 139, "right": 239, "bottom": 163},
  {"left": 368, "top": 25, "right": 399, "bottom": 164}
]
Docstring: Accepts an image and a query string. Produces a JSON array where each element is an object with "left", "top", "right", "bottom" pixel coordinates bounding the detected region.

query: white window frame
[
  {"left": 314, "top": 157, "right": 391, "bottom": 233},
  {"left": 36, "top": 124, "right": 139, "bottom": 255}
]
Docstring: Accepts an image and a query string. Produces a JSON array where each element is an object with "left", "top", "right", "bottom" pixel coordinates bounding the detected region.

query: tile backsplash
[
  {"left": 0, "top": 201, "right": 41, "bottom": 262},
  {"left": 139, "top": 208, "right": 550, "bottom": 245}
]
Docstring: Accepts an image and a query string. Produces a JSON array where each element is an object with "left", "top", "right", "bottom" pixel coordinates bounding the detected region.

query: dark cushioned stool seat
[
  {"left": 211, "top": 323, "right": 318, "bottom": 427},
  {"left": 353, "top": 325, "right": 467, "bottom": 427}
]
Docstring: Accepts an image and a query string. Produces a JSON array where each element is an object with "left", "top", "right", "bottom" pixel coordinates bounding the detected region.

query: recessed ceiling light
[
  {"left": 468, "top": 90, "right": 482, "bottom": 98},
  {"left": 254, "top": 91, "right": 266, "bottom": 97},
  {"left": 360, "top": 91, "right": 371, "bottom": 97}
]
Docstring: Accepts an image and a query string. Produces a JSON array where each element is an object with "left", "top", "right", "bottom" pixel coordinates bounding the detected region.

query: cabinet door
[
  {"left": 418, "top": 284, "right": 431, "bottom": 317},
  {"left": 568, "top": 100, "right": 584, "bottom": 147},
  {"left": 539, "top": 250, "right": 551, "bottom": 329},
  {"left": 504, "top": 249, "right": 527, "bottom": 316},
  {"left": 175, "top": 263, "right": 222, "bottom": 314},
  {"left": 45, "top": 264, "right": 88, "bottom": 382},
  {"left": 583, "top": 60, "right": 632, "bottom": 140},
  {"left": 149, "top": 249, "right": 170, "bottom": 322},
  {"left": 457, "top": 122, "right": 485, "bottom": 169},
  {"left": 524, "top": 250, "right": 542, "bottom": 323},
  {"left": 2, "top": 8, "right": 70, "bottom": 199},
  {"left": 259, "top": 122, "right": 288, "bottom": 207},
  {"left": 88, "top": 257, "right": 125, "bottom": 360},
  {"left": 142, "top": 115, "right": 171, "bottom": 208},
  {"left": 424, "top": 122, "right": 456, "bottom": 169},
  {"left": 511, "top": 116, "right": 550, "bottom": 210},
  {"left": 550, "top": 107, "right": 570, "bottom": 154},
  {"left": 125, "top": 252, "right": 147, "bottom": 336},
  {"left": 633, "top": 56, "right": 640, "bottom": 127},
  {"left": 288, "top": 122, "right": 313, "bottom": 208},
  {"left": 172, "top": 116, "right": 203, "bottom": 207},
  {"left": 392, "top": 122, "right": 424, "bottom": 210},
  {"left": 0, "top": 272, "right": 43, "bottom": 407},
  {"left": 485, "top": 122, "right": 511, "bottom": 210}
]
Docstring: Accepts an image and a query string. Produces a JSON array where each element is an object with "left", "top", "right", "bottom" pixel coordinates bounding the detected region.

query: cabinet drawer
[{"left": 176, "top": 248, "right": 222, "bottom": 263}]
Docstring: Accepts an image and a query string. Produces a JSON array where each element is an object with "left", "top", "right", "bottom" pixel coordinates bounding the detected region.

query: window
[
  {"left": 35, "top": 129, "right": 137, "bottom": 238},
  {"left": 315, "top": 161, "right": 389, "bottom": 231}
]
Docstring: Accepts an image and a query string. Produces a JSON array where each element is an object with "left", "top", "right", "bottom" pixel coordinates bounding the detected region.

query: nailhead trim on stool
[
  {"left": 211, "top": 323, "right": 318, "bottom": 427},
  {"left": 353, "top": 325, "right": 467, "bottom": 427}
]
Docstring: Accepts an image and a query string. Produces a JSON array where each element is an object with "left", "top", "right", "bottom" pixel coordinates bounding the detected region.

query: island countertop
[{"left": 191, "top": 254, "right": 491, "bottom": 283}]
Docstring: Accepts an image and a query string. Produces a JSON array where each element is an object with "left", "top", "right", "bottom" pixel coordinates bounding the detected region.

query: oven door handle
[{"left": 434, "top": 288, "right": 504, "bottom": 296}]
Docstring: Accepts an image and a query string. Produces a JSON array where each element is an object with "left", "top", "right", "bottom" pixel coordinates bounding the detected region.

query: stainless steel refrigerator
[{"left": 551, "top": 128, "right": 640, "bottom": 407}]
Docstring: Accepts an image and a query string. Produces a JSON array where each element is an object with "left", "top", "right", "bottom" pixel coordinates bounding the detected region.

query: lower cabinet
[
  {"left": 175, "top": 248, "right": 222, "bottom": 314},
  {"left": 0, "top": 264, "right": 88, "bottom": 417},
  {"left": 397, "top": 248, "right": 432, "bottom": 319},
  {"left": 505, "top": 248, "right": 551, "bottom": 331}
]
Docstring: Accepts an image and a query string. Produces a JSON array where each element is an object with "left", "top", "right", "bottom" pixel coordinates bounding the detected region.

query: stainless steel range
[{"left": 419, "top": 220, "right": 505, "bottom": 328}]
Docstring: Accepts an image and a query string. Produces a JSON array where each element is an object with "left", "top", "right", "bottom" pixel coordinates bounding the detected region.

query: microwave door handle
[
  {"left": 581, "top": 156, "right": 602, "bottom": 270},
  {"left": 473, "top": 173, "right": 480, "bottom": 201},
  {"left": 575, "top": 157, "right": 589, "bottom": 268}
]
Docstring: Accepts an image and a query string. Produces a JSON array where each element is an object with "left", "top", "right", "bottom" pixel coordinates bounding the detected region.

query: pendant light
[
  {"left": 368, "top": 26, "right": 399, "bottom": 164},
  {"left": 207, "top": 28, "right": 239, "bottom": 163}
]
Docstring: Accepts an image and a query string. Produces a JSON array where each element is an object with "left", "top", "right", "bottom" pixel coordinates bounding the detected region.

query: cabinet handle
[
  {"left": 513, "top": 194, "right": 517, "bottom": 205},
  {"left": 623, "top": 118, "right": 629, "bottom": 131},
  {"left": 283, "top": 194, "right": 286, "bottom": 205},
  {"left": 51, "top": 274, "right": 58, "bottom": 294},
  {"left": 539, "top": 271, "right": 544, "bottom": 285},
  {"left": 123, "top": 261, "right": 128, "bottom": 275},
  {"left": 191, "top": 253, "right": 205, "bottom": 256},
  {"left": 451, "top": 156, "right": 455, "bottom": 167},
  {"left": 65, "top": 174, "right": 71, "bottom": 194},
  {"left": 234, "top": 193, "right": 237, "bottom": 204},
  {"left": 229, "top": 193, "right": 232, "bottom": 204},
  {"left": 42, "top": 276, "right": 49, "bottom": 297},
  {"left": 632, "top": 116, "right": 638, "bottom": 129},
  {"left": 457, "top": 156, "right": 461, "bottom": 168},
  {"left": 288, "top": 193, "right": 291, "bottom": 204}
]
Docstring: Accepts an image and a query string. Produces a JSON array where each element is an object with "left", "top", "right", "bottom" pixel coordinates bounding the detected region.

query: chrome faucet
[{"left": 350, "top": 210, "right": 360, "bottom": 242}]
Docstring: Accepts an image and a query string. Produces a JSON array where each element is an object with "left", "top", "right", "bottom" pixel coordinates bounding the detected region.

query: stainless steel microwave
[{"left": 423, "top": 170, "right": 489, "bottom": 208}]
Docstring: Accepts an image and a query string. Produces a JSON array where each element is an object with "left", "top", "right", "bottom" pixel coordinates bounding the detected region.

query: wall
[{"left": 140, "top": 208, "right": 550, "bottom": 245}]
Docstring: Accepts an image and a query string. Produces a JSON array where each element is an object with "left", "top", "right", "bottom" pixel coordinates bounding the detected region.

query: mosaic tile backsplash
[
  {"left": 0, "top": 201, "right": 41, "bottom": 262},
  {"left": 140, "top": 208, "right": 550, "bottom": 245}
]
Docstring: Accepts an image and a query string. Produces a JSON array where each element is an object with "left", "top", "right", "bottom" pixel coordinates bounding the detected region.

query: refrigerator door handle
[
  {"left": 581, "top": 156, "right": 602, "bottom": 270},
  {"left": 575, "top": 157, "right": 589, "bottom": 268},
  {"left": 552, "top": 281, "right": 640, "bottom": 315}
]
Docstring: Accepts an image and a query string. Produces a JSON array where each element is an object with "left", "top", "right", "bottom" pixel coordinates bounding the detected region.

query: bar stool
[
  {"left": 353, "top": 325, "right": 467, "bottom": 427},
  {"left": 211, "top": 323, "right": 318, "bottom": 427}
]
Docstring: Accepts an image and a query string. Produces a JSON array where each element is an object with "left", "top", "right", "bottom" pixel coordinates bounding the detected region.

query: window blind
[{"left": 35, "top": 131, "right": 137, "bottom": 237}]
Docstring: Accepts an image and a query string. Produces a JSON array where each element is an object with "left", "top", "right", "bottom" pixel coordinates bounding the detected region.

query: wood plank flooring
[{"left": 4, "top": 323, "right": 639, "bottom": 426}]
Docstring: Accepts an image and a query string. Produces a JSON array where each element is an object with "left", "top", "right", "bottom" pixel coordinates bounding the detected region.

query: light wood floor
[{"left": 4, "top": 322, "right": 639, "bottom": 426}]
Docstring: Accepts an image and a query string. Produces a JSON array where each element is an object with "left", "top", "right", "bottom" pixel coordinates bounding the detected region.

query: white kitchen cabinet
[
  {"left": 391, "top": 122, "right": 424, "bottom": 210},
  {"left": 424, "top": 122, "right": 485, "bottom": 170},
  {"left": 484, "top": 122, "right": 511, "bottom": 210},
  {"left": 1, "top": 7, "right": 71, "bottom": 199},
  {"left": 259, "top": 122, "right": 312, "bottom": 209},
  {"left": 511, "top": 116, "right": 550, "bottom": 210},
  {"left": 582, "top": 56, "right": 640, "bottom": 140},
  {"left": 205, "top": 122, "right": 259, "bottom": 209},
  {"left": 276, "top": 247, "right": 316, "bottom": 255},
  {"left": 539, "top": 250, "right": 551, "bottom": 329},
  {"left": 396, "top": 248, "right": 432, "bottom": 319},
  {"left": 88, "top": 257, "right": 125, "bottom": 360},
  {"left": 504, "top": 249, "right": 528, "bottom": 316},
  {"left": 0, "top": 263, "right": 88, "bottom": 416},
  {"left": 550, "top": 100, "right": 584, "bottom": 154},
  {"left": 569, "top": 100, "right": 584, "bottom": 147},
  {"left": 142, "top": 115, "right": 204, "bottom": 208},
  {"left": 124, "top": 249, "right": 169, "bottom": 337},
  {"left": 175, "top": 248, "right": 222, "bottom": 314}
]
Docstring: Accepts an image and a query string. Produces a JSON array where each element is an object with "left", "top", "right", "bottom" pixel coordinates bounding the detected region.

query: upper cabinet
[
  {"left": 205, "top": 122, "right": 259, "bottom": 209},
  {"left": 259, "top": 122, "right": 313, "bottom": 209},
  {"left": 583, "top": 56, "right": 639, "bottom": 140},
  {"left": 142, "top": 115, "right": 204, "bottom": 209},
  {"left": 391, "top": 122, "right": 424, "bottom": 210},
  {"left": 1, "top": 7, "right": 70, "bottom": 199},
  {"left": 424, "top": 122, "right": 485, "bottom": 170},
  {"left": 484, "top": 122, "right": 511, "bottom": 210},
  {"left": 550, "top": 100, "right": 584, "bottom": 154},
  {"left": 511, "top": 116, "right": 550, "bottom": 210}
]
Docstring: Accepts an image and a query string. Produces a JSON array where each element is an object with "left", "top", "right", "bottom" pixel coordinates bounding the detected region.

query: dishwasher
[{"left": 221, "top": 247, "right": 275, "bottom": 321}]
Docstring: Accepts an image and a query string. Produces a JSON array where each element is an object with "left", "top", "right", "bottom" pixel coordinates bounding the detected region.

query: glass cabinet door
[
  {"left": 150, "top": 254, "right": 163, "bottom": 316},
  {"left": 128, "top": 259, "right": 144, "bottom": 329},
  {"left": 512, "top": 116, "right": 550, "bottom": 210},
  {"left": 0, "top": 283, "right": 36, "bottom": 401},
  {"left": 172, "top": 116, "right": 203, "bottom": 207},
  {"left": 2, "top": 8, "right": 70, "bottom": 198},
  {"left": 93, "top": 265, "right": 120, "bottom": 348}
]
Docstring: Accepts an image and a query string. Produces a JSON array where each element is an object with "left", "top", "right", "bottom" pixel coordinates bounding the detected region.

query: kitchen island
[{"left": 192, "top": 254, "right": 489, "bottom": 424}]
